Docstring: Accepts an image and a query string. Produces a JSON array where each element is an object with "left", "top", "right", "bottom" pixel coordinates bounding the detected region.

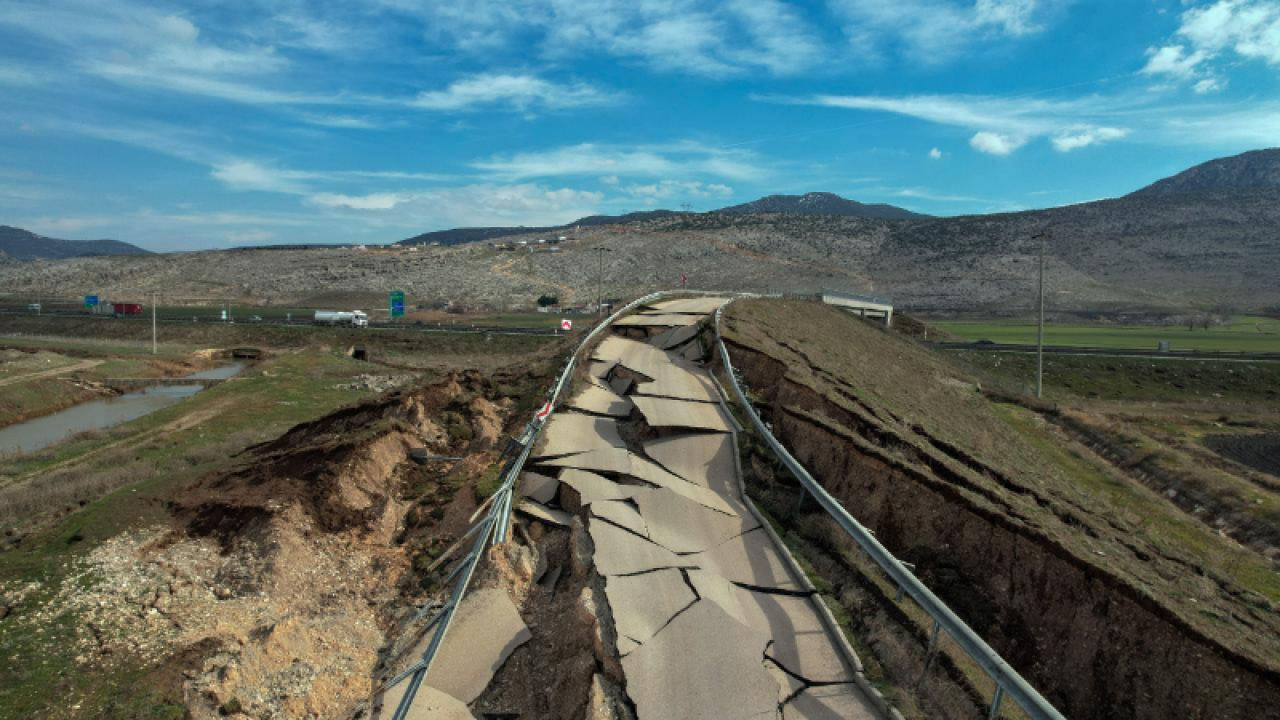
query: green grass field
[{"left": 932, "top": 315, "right": 1280, "bottom": 353}]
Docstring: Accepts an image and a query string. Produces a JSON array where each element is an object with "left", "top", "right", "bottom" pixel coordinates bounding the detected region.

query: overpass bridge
[{"left": 820, "top": 287, "right": 894, "bottom": 326}]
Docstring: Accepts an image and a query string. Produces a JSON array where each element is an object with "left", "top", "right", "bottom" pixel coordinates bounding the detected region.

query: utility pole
[
  {"left": 152, "top": 291, "right": 158, "bottom": 355},
  {"left": 1031, "top": 231, "right": 1049, "bottom": 399},
  {"left": 592, "top": 246, "right": 612, "bottom": 315}
]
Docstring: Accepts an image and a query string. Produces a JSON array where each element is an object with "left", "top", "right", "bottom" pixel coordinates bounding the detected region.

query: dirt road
[{"left": 0, "top": 358, "right": 102, "bottom": 387}]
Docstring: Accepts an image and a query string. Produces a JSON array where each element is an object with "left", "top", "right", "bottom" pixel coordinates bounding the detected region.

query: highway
[
  {"left": 0, "top": 307, "right": 562, "bottom": 337},
  {"left": 375, "top": 296, "right": 883, "bottom": 719}
]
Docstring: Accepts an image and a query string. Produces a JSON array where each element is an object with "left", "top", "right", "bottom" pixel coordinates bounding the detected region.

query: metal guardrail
[
  {"left": 820, "top": 286, "right": 894, "bottom": 306},
  {"left": 712, "top": 302, "right": 1065, "bottom": 720},
  {"left": 388, "top": 290, "right": 672, "bottom": 717}
]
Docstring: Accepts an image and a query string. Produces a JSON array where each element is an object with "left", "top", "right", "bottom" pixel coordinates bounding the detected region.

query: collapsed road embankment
[{"left": 720, "top": 299, "right": 1280, "bottom": 720}]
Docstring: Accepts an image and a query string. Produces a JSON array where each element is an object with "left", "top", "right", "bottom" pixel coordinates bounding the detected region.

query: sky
[{"left": 1, "top": 0, "right": 1278, "bottom": 251}]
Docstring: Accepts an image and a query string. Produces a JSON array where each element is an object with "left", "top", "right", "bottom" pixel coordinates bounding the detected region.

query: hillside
[
  {"left": 717, "top": 191, "right": 929, "bottom": 219},
  {"left": 1129, "top": 148, "right": 1280, "bottom": 197},
  {"left": 4, "top": 151, "right": 1279, "bottom": 313},
  {"left": 395, "top": 193, "right": 921, "bottom": 246},
  {"left": 396, "top": 210, "right": 683, "bottom": 246},
  {"left": 0, "top": 226, "right": 149, "bottom": 261}
]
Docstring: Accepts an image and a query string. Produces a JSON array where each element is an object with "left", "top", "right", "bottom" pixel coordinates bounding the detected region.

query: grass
[
  {"left": 950, "top": 350, "right": 1280, "bottom": 403},
  {"left": 931, "top": 315, "right": 1280, "bottom": 353},
  {"left": 724, "top": 299, "right": 1280, "bottom": 673},
  {"left": 472, "top": 311, "right": 577, "bottom": 329},
  {"left": 991, "top": 402, "right": 1280, "bottom": 603},
  {"left": 0, "top": 350, "right": 390, "bottom": 718}
]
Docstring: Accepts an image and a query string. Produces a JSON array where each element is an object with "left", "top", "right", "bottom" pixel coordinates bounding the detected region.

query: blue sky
[{"left": 1, "top": 0, "right": 1277, "bottom": 251}]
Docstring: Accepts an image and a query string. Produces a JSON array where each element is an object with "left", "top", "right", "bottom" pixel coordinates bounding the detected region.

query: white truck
[{"left": 313, "top": 310, "right": 369, "bottom": 327}]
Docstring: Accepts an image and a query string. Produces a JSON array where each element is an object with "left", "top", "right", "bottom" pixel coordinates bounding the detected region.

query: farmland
[{"left": 930, "top": 315, "right": 1280, "bottom": 352}]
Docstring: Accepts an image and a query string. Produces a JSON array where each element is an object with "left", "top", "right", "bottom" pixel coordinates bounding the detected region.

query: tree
[{"left": 537, "top": 294, "right": 559, "bottom": 307}]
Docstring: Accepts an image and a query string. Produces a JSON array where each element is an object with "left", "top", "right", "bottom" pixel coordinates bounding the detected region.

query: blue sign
[
  {"left": 389, "top": 290, "right": 405, "bottom": 318},
  {"left": 84, "top": 295, "right": 99, "bottom": 308}
]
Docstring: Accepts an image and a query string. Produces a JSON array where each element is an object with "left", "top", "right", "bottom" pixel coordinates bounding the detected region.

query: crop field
[{"left": 931, "top": 315, "right": 1280, "bottom": 352}]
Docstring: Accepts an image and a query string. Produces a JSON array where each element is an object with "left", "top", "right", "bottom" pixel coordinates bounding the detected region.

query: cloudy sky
[{"left": 1, "top": 0, "right": 1277, "bottom": 250}]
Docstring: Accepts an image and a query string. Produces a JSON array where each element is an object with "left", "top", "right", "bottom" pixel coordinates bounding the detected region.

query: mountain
[
  {"left": 396, "top": 210, "right": 684, "bottom": 246},
  {"left": 1129, "top": 148, "right": 1280, "bottom": 198},
  {"left": 0, "top": 225, "right": 149, "bottom": 261},
  {"left": 716, "top": 192, "right": 930, "bottom": 220}
]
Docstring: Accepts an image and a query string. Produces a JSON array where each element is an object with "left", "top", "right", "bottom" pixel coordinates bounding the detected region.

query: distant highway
[
  {"left": 0, "top": 308, "right": 563, "bottom": 337},
  {"left": 928, "top": 340, "right": 1280, "bottom": 362}
]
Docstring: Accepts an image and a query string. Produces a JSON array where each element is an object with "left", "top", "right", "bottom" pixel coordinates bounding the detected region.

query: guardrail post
[
  {"left": 989, "top": 685, "right": 1005, "bottom": 719},
  {"left": 916, "top": 619, "right": 942, "bottom": 688}
]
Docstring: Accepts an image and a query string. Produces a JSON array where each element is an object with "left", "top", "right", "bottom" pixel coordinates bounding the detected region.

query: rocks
[{"left": 333, "top": 374, "right": 412, "bottom": 393}]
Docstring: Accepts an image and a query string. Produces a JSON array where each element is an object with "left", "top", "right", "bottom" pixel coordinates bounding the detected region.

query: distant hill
[
  {"left": 1129, "top": 148, "right": 1280, "bottom": 198},
  {"left": 396, "top": 209, "right": 683, "bottom": 246},
  {"left": 396, "top": 194, "right": 922, "bottom": 246},
  {"left": 0, "top": 225, "right": 149, "bottom": 260},
  {"left": 716, "top": 192, "right": 929, "bottom": 220}
]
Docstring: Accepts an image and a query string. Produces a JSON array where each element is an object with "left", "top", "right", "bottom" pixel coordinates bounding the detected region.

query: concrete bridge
[
  {"left": 103, "top": 377, "right": 227, "bottom": 391},
  {"left": 820, "top": 287, "right": 894, "bottom": 326}
]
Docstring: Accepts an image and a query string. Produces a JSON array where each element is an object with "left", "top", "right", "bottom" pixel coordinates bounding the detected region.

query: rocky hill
[
  {"left": 396, "top": 210, "right": 683, "bottom": 246},
  {"left": 716, "top": 191, "right": 928, "bottom": 219},
  {"left": 3, "top": 152, "right": 1277, "bottom": 313},
  {"left": 1129, "top": 148, "right": 1280, "bottom": 197},
  {"left": 0, "top": 225, "right": 149, "bottom": 261}
]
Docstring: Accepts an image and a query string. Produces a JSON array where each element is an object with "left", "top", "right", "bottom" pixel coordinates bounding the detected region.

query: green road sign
[{"left": 389, "top": 290, "right": 405, "bottom": 318}]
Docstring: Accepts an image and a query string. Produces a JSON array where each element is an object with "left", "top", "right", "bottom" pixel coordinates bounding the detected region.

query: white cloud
[
  {"left": 308, "top": 192, "right": 414, "bottom": 210},
  {"left": 1050, "top": 126, "right": 1128, "bottom": 152},
  {"left": 1141, "top": 45, "right": 1208, "bottom": 78},
  {"left": 406, "top": 0, "right": 826, "bottom": 77},
  {"left": 970, "top": 131, "right": 1024, "bottom": 155},
  {"left": 211, "top": 160, "right": 317, "bottom": 194},
  {"left": 624, "top": 180, "right": 733, "bottom": 201},
  {"left": 928, "top": 147, "right": 942, "bottom": 159},
  {"left": 1142, "top": 1, "right": 1280, "bottom": 87},
  {"left": 472, "top": 142, "right": 763, "bottom": 181},
  {"left": 340, "top": 184, "right": 605, "bottom": 227},
  {"left": 828, "top": 0, "right": 1047, "bottom": 63},
  {"left": 783, "top": 93, "right": 1129, "bottom": 155},
  {"left": 1193, "top": 77, "right": 1226, "bottom": 94},
  {"left": 411, "top": 73, "right": 621, "bottom": 111}
]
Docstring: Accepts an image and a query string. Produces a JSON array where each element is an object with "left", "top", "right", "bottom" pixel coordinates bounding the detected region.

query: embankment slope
[{"left": 722, "top": 299, "right": 1279, "bottom": 720}]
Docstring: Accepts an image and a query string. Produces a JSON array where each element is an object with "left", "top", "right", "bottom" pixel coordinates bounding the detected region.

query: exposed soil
[
  {"left": 1204, "top": 432, "right": 1280, "bottom": 478},
  {"left": 721, "top": 300, "right": 1280, "bottom": 720},
  {"left": 32, "top": 363, "right": 553, "bottom": 719}
]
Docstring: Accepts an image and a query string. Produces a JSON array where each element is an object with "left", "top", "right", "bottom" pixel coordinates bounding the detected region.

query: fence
[{"left": 711, "top": 301, "right": 1065, "bottom": 720}]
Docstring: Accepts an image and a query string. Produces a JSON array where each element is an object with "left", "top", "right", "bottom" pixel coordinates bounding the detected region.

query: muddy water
[{"left": 0, "top": 362, "right": 246, "bottom": 456}]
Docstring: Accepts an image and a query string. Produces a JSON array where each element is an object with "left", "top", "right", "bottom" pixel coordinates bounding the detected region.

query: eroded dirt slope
[
  {"left": 722, "top": 299, "right": 1280, "bottom": 720},
  {"left": 36, "top": 366, "right": 544, "bottom": 718}
]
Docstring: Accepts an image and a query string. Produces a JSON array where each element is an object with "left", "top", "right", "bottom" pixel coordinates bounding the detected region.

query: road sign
[
  {"left": 534, "top": 401, "right": 553, "bottom": 421},
  {"left": 389, "top": 290, "right": 405, "bottom": 318},
  {"left": 84, "top": 294, "right": 98, "bottom": 308},
  {"left": 561, "top": 319, "right": 573, "bottom": 331}
]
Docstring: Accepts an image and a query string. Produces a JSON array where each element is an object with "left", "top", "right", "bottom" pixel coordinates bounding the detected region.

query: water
[{"left": 0, "top": 361, "right": 246, "bottom": 457}]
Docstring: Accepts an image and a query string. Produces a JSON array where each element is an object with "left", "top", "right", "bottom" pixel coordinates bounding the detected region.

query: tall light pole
[
  {"left": 592, "top": 246, "right": 612, "bottom": 315},
  {"left": 152, "top": 291, "right": 158, "bottom": 355},
  {"left": 1031, "top": 231, "right": 1049, "bottom": 399}
]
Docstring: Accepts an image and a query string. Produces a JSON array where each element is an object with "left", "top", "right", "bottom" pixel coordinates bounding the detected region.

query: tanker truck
[{"left": 313, "top": 310, "right": 369, "bottom": 327}]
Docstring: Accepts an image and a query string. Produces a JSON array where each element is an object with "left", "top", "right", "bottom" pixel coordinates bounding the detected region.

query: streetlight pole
[
  {"left": 152, "top": 291, "right": 157, "bottom": 355},
  {"left": 1031, "top": 231, "right": 1049, "bottom": 399},
  {"left": 592, "top": 246, "right": 612, "bottom": 315}
]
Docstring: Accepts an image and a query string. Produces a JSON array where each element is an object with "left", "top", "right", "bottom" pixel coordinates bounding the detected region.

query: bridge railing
[
  {"left": 712, "top": 301, "right": 1065, "bottom": 720},
  {"left": 820, "top": 286, "right": 894, "bottom": 306}
]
